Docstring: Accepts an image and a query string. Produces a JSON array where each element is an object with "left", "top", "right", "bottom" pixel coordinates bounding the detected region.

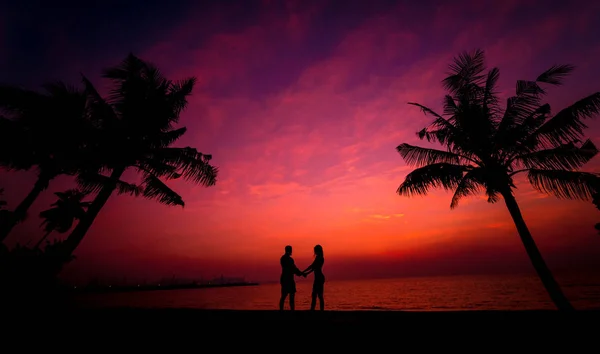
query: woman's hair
[{"left": 314, "top": 244, "right": 323, "bottom": 257}]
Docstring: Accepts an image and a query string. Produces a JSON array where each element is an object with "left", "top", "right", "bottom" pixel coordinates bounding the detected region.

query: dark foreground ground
[{"left": 5, "top": 307, "right": 598, "bottom": 349}]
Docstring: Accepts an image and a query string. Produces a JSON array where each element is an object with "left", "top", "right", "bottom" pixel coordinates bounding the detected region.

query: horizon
[
  {"left": 2, "top": 0, "right": 600, "bottom": 284},
  {"left": 64, "top": 266, "right": 600, "bottom": 287}
]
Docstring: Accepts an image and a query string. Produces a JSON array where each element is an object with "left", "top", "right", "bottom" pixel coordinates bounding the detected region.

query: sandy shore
[
  {"left": 11, "top": 307, "right": 600, "bottom": 328},
  {"left": 4, "top": 307, "right": 597, "bottom": 348}
]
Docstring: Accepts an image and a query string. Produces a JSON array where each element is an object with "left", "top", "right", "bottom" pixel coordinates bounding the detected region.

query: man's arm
[{"left": 292, "top": 260, "right": 304, "bottom": 276}]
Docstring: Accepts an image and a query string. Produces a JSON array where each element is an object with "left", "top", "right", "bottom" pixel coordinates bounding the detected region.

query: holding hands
[
  {"left": 296, "top": 270, "right": 308, "bottom": 278},
  {"left": 297, "top": 264, "right": 312, "bottom": 278}
]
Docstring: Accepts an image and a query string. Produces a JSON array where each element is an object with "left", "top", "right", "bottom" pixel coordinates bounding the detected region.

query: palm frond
[
  {"left": 409, "top": 102, "right": 446, "bottom": 121},
  {"left": 408, "top": 102, "right": 484, "bottom": 161},
  {"left": 450, "top": 168, "right": 485, "bottom": 209},
  {"left": 39, "top": 187, "right": 91, "bottom": 234},
  {"left": 512, "top": 139, "right": 598, "bottom": 171},
  {"left": 442, "top": 49, "right": 487, "bottom": 98},
  {"left": 144, "top": 65, "right": 166, "bottom": 87},
  {"left": 512, "top": 64, "right": 572, "bottom": 104},
  {"left": 102, "top": 53, "right": 146, "bottom": 82},
  {"left": 39, "top": 209, "right": 60, "bottom": 232},
  {"left": 169, "top": 78, "right": 196, "bottom": 117},
  {"left": 103, "top": 54, "right": 158, "bottom": 111},
  {"left": 40, "top": 210, "right": 75, "bottom": 233},
  {"left": 485, "top": 188, "right": 500, "bottom": 204},
  {"left": 148, "top": 147, "right": 217, "bottom": 186},
  {"left": 483, "top": 67, "right": 500, "bottom": 111},
  {"left": 530, "top": 93, "right": 600, "bottom": 147},
  {"left": 442, "top": 95, "right": 458, "bottom": 116},
  {"left": 495, "top": 65, "right": 573, "bottom": 144},
  {"left": 81, "top": 74, "right": 119, "bottom": 126},
  {"left": 499, "top": 104, "right": 552, "bottom": 158},
  {"left": 155, "top": 127, "right": 187, "bottom": 148},
  {"left": 518, "top": 103, "right": 553, "bottom": 138},
  {"left": 76, "top": 173, "right": 142, "bottom": 196},
  {"left": 535, "top": 64, "right": 575, "bottom": 86},
  {"left": 494, "top": 99, "right": 521, "bottom": 141},
  {"left": 396, "top": 143, "right": 462, "bottom": 167},
  {"left": 141, "top": 173, "right": 184, "bottom": 206},
  {"left": 397, "top": 163, "right": 469, "bottom": 197},
  {"left": 495, "top": 92, "right": 546, "bottom": 144},
  {"left": 136, "top": 160, "right": 181, "bottom": 180},
  {"left": 409, "top": 102, "right": 460, "bottom": 146},
  {"left": 516, "top": 80, "right": 546, "bottom": 98},
  {"left": 527, "top": 169, "right": 600, "bottom": 200}
]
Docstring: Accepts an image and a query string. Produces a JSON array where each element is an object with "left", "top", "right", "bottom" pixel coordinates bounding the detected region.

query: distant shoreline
[{"left": 70, "top": 282, "right": 260, "bottom": 294}]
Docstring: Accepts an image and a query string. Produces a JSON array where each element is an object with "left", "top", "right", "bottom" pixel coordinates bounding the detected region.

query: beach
[
  {"left": 50, "top": 306, "right": 600, "bottom": 327},
  {"left": 6, "top": 307, "right": 597, "bottom": 349}
]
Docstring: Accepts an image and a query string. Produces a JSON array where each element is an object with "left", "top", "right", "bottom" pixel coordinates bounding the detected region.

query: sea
[{"left": 74, "top": 273, "right": 600, "bottom": 311}]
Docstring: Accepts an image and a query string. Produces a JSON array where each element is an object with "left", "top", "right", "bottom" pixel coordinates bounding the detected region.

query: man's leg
[
  {"left": 289, "top": 293, "right": 295, "bottom": 311},
  {"left": 279, "top": 291, "right": 287, "bottom": 311},
  {"left": 310, "top": 292, "right": 317, "bottom": 310}
]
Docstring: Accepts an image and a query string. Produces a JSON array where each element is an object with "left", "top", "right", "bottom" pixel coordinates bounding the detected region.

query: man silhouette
[{"left": 279, "top": 245, "right": 305, "bottom": 310}]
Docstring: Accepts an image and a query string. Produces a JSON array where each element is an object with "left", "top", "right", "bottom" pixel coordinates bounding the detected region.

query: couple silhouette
[{"left": 279, "top": 244, "right": 325, "bottom": 311}]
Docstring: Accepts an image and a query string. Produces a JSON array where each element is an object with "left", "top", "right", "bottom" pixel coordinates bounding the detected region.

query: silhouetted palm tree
[
  {"left": 591, "top": 190, "right": 600, "bottom": 233},
  {"left": 0, "top": 188, "right": 9, "bottom": 229},
  {"left": 395, "top": 49, "right": 600, "bottom": 311},
  {"left": 0, "top": 188, "right": 6, "bottom": 210},
  {"left": 36, "top": 189, "right": 91, "bottom": 249},
  {"left": 60, "top": 54, "right": 218, "bottom": 257},
  {"left": 0, "top": 83, "right": 91, "bottom": 241}
]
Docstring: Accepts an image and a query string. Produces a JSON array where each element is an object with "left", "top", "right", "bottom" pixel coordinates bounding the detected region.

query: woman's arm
[{"left": 302, "top": 260, "right": 316, "bottom": 274}]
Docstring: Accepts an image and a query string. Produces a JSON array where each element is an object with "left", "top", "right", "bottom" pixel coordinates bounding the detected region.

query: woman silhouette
[{"left": 302, "top": 244, "right": 325, "bottom": 311}]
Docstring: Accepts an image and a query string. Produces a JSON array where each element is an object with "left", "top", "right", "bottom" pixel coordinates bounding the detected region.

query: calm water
[{"left": 75, "top": 274, "right": 600, "bottom": 311}]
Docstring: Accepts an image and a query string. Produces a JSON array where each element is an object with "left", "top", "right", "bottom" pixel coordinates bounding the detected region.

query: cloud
[
  {"left": 249, "top": 182, "right": 310, "bottom": 199},
  {"left": 367, "top": 213, "right": 405, "bottom": 221}
]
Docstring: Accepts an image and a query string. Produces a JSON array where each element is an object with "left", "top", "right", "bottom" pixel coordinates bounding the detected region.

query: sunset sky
[{"left": 2, "top": 0, "right": 600, "bottom": 283}]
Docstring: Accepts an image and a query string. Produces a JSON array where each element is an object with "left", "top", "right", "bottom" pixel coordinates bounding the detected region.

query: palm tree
[
  {"left": 395, "top": 49, "right": 600, "bottom": 311},
  {"left": 60, "top": 54, "right": 218, "bottom": 257},
  {"left": 0, "top": 188, "right": 6, "bottom": 210},
  {"left": 0, "top": 188, "right": 9, "bottom": 231},
  {"left": 591, "top": 190, "right": 600, "bottom": 233},
  {"left": 36, "top": 189, "right": 91, "bottom": 249},
  {"left": 0, "top": 82, "right": 91, "bottom": 241}
]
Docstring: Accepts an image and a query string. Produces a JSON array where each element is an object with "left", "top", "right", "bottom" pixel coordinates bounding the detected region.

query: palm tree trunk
[
  {"left": 62, "top": 167, "right": 126, "bottom": 256},
  {"left": 0, "top": 174, "right": 51, "bottom": 241},
  {"left": 500, "top": 190, "right": 574, "bottom": 311},
  {"left": 34, "top": 230, "right": 52, "bottom": 250}
]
